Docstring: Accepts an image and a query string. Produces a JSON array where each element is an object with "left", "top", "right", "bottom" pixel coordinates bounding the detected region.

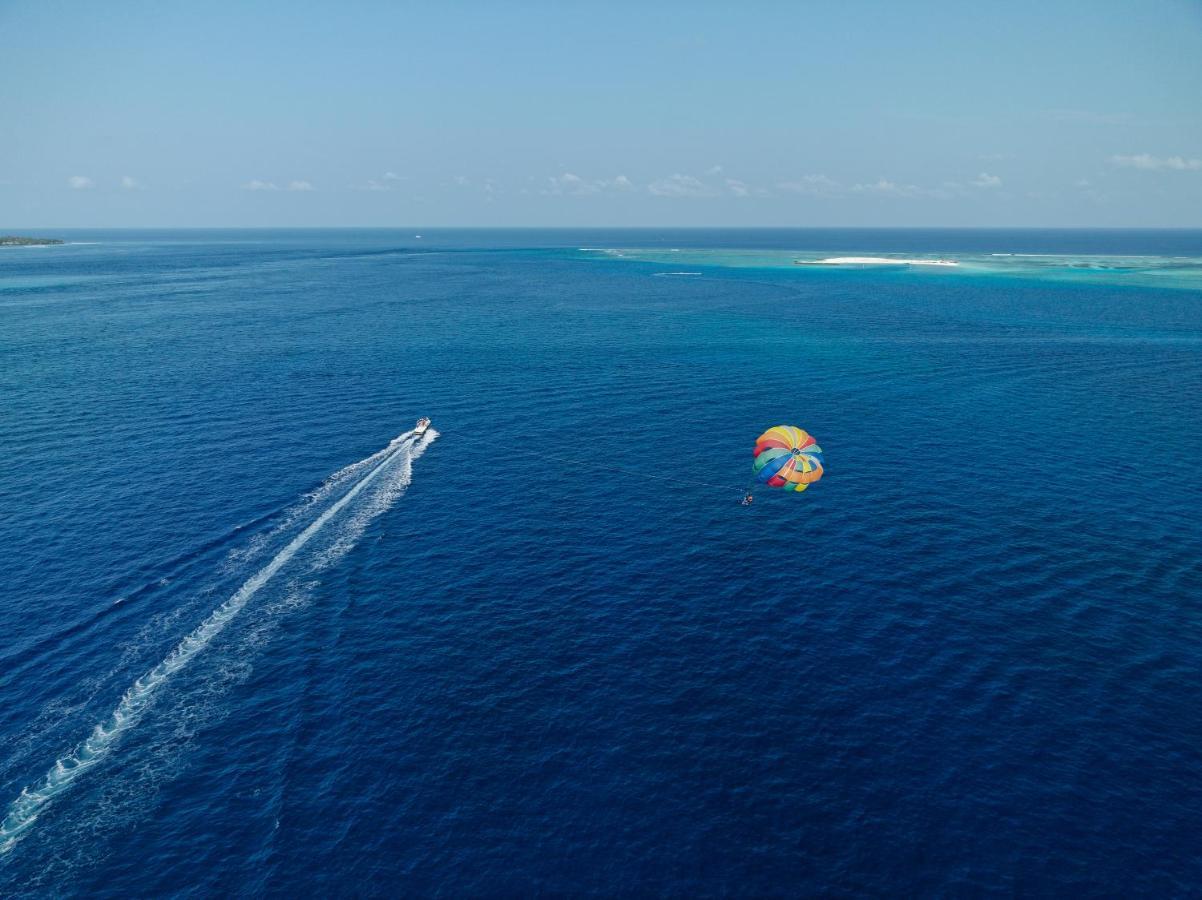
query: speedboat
[{"left": 414, "top": 417, "right": 431, "bottom": 436}]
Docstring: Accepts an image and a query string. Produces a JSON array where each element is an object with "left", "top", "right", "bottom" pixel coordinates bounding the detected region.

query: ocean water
[{"left": 1, "top": 228, "right": 1201, "bottom": 896}]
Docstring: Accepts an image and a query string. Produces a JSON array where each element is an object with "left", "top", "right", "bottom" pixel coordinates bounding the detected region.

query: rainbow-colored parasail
[{"left": 752, "top": 425, "right": 824, "bottom": 492}]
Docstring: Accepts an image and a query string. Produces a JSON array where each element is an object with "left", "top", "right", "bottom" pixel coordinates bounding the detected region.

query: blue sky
[{"left": 3, "top": 0, "right": 1201, "bottom": 227}]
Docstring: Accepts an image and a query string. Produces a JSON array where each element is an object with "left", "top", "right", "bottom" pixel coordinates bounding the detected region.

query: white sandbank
[{"left": 796, "top": 257, "right": 959, "bottom": 267}]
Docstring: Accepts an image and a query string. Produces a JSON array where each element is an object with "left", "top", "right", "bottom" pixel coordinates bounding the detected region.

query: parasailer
[
  {"left": 531, "top": 422, "right": 823, "bottom": 506},
  {"left": 749, "top": 425, "right": 824, "bottom": 498}
]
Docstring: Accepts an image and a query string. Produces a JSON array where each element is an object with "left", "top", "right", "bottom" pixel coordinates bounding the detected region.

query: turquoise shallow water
[
  {"left": 1, "top": 229, "right": 1201, "bottom": 895},
  {"left": 593, "top": 246, "right": 1202, "bottom": 291}
]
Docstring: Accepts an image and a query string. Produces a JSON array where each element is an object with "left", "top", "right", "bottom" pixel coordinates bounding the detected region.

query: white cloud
[
  {"left": 780, "top": 173, "right": 993, "bottom": 200},
  {"left": 647, "top": 173, "right": 717, "bottom": 198},
  {"left": 776, "top": 174, "right": 840, "bottom": 195},
  {"left": 546, "top": 172, "right": 599, "bottom": 195},
  {"left": 120, "top": 175, "right": 142, "bottom": 190},
  {"left": 357, "top": 172, "right": 403, "bottom": 191},
  {"left": 725, "top": 178, "right": 771, "bottom": 198},
  {"left": 287, "top": 180, "right": 314, "bottom": 191},
  {"left": 68, "top": 175, "right": 93, "bottom": 189},
  {"left": 544, "top": 173, "right": 638, "bottom": 196},
  {"left": 852, "top": 178, "right": 923, "bottom": 197},
  {"left": 454, "top": 175, "right": 470, "bottom": 186},
  {"left": 706, "top": 164, "right": 724, "bottom": 176},
  {"left": 242, "top": 179, "right": 279, "bottom": 191},
  {"left": 1111, "top": 153, "right": 1202, "bottom": 171},
  {"left": 852, "top": 177, "right": 981, "bottom": 199}
]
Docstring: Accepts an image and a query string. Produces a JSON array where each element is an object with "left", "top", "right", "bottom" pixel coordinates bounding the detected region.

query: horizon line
[{"left": 7, "top": 224, "right": 1202, "bottom": 232}]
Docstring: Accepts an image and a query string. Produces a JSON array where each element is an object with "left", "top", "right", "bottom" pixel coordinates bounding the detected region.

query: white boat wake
[{"left": 0, "top": 428, "right": 437, "bottom": 855}]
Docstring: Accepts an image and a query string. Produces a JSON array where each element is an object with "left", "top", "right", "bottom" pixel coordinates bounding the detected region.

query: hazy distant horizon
[{"left": 8, "top": 225, "right": 1202, "bottom": 233}]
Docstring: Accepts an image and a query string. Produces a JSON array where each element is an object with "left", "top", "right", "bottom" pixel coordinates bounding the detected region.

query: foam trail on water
[
  {"left": 314, "top": 428, "right": 437, "bottom": 571},
  {"left": 226, "top": 429, "right": 417, "bottom": 568},
  {"left": 0, "top": 429, "right": 435, "bottom": 854}
]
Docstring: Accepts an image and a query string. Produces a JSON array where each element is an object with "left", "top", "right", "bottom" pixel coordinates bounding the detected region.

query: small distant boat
[{"left": 414, "top": 417, "right": 431, "bottom": 436}]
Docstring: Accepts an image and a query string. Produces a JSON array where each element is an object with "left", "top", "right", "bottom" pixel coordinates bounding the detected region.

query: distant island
[{"left": 0, "top": 236, "right": 64, "bottom": 246}]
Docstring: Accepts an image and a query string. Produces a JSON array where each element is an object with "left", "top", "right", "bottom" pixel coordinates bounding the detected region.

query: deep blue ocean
[{"left": 2, "top": 229, "right": 1201, "bottom": 896}]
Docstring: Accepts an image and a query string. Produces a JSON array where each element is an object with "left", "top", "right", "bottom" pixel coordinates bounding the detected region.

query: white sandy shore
[{"left": 796, "top": 256, "right": 959, "bottom": 267}]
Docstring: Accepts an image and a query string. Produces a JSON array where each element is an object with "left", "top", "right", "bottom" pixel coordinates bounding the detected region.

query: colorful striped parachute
[{"left": 752, "top": 425, "right": 824, "bottom": 492}]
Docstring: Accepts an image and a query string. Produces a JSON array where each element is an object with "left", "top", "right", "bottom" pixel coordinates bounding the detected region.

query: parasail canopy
[{"left": 752, "top": 425, "right": 824, "bottom": 492}]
